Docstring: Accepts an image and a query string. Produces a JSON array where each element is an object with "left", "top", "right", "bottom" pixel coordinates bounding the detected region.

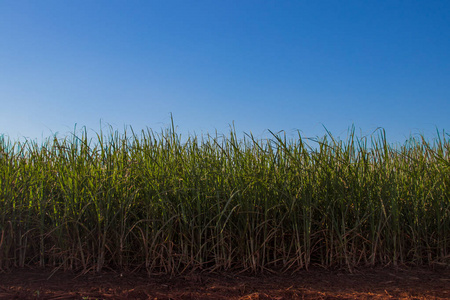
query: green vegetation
[{"left": 0, "top": 123, "right": 449, "bottom": 274}]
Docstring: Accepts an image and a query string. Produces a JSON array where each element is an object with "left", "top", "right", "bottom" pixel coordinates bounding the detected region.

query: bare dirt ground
[{"left": 0, "top": 267, "right": 449, "bottom": 299}]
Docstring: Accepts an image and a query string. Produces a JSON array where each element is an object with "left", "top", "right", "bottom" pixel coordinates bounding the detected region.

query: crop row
[{"left": 0, "top": 124, "right": 449, "bottom": 273}]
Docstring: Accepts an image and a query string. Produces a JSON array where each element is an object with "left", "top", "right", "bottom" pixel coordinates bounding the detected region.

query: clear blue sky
[{"left": 1, "top": 1, "right": 449, "bottom": 143}]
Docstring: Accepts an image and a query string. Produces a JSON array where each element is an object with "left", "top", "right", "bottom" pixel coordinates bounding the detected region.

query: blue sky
[{"left": 1, "top": 1, "right": 449, "bottom": 144}]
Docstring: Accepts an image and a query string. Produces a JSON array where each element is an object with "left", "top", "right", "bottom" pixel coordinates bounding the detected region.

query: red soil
[{"left": 0, "top": 267, "right": 448, "bottom": 299}]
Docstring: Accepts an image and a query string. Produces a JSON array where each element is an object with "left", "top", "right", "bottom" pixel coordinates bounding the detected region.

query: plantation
[{"left": 0, "top": 123, "right": 449, "bottom": 275}]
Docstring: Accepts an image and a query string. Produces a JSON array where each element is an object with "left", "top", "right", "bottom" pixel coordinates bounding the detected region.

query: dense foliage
[{"left": 0, "top": 124, "right": 449, "bottom": 274}]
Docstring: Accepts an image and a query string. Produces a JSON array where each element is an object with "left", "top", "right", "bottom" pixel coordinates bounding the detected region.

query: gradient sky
[{"left": 1, "top": 1, "right": 449, "bottom": 144}]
